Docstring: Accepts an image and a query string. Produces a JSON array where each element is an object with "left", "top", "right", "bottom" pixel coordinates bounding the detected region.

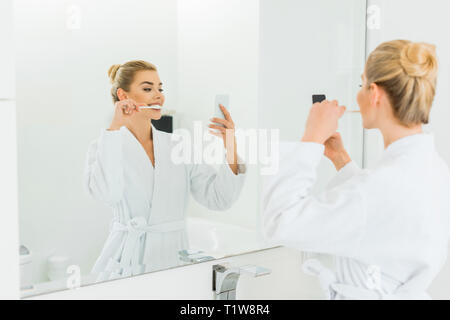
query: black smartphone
[{"left": 312, "top": 94, "right": 326, "bottom": 104}]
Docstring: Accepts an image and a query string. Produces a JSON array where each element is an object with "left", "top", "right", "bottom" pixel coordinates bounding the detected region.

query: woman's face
[
  {"left": 124, "top": 70, "right": 165, "bottom": 120},
  {"left": 357, "top": 71, "right": 377, "bottom": 129}
]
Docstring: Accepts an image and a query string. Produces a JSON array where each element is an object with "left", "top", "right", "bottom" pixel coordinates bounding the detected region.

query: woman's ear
[
  {"left": 369, "top": 83, "right": 381, "bottom": 108},
  {"left": 116, "top": 88, "right": 128, "bottom": 101}
]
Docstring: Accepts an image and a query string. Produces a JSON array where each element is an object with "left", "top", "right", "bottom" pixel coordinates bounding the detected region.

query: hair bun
[
  {"left": 400, "top": 42, "right": 437, "bottom": 78},
  {"left": 108, "top": 64, "right": 121, "bottom": 83}
]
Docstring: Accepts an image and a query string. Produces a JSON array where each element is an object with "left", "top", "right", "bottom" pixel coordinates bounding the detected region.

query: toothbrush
[{"left": 139, "top": 105, "right": 162, "bottom": 109}]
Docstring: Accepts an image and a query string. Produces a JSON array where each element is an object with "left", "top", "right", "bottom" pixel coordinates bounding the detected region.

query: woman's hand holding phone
[{"left": 209, "top": 105, "right": 239, "bottom": 175}]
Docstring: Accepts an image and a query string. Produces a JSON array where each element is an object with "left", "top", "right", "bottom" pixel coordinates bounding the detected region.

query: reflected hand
[
  {"left": 208, "top": 105, "right": 239, "bottom": 174},
  {"left": 209, "top": 104, "right": 236, "bottom": 148}
]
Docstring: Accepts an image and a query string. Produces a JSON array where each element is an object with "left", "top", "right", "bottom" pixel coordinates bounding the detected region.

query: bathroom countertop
[{"left": 21, "top": 273, "right": 98, "bottom": 299}]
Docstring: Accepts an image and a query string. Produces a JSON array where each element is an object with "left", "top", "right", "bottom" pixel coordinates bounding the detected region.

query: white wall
[
  {"left": 0, "top": 0, "right": 15, "bottom": 99},
  {"left": 0, "top": 100, "right": 20, "bottom": 300},
  {"left": 0, "top": 0, "right": 20, "bottom": 300},
  {"left": 14, "top": 0, "right": 179, "bottom": 284},
  {"left": 365, "top": 0, "right": 450, "bottom": 299}
]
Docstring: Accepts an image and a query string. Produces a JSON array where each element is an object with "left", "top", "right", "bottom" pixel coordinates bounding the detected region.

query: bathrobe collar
[
  {"left": 382, "top": 132, "right": 435, "bottom": 160},
  {"left": 120, "top": 122, "right": 162, "bottom": 167}
]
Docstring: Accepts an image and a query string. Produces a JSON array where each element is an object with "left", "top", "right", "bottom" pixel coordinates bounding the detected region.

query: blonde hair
[
  {"left": 365, "top": 40, "right": 438, "bottom": 126},
  {"left": 108, "top": 60, "right": 158, "bottom": 103}
]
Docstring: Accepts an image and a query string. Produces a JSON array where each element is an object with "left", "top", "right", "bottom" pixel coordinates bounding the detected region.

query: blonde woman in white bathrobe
[
  {"left": 85, "top": 60, "right": 246, "bottom": 282},
  {"left": 262, "top": 40, "right": 450, "bottom": 299}
]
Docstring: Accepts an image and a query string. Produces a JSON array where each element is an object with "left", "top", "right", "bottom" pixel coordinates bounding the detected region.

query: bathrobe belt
[
  {"left": 302, "top": 259, "right": 430, "bottom": 300},
  {"left": 107, "top": 216, "right": 186, "bottom": 278}
]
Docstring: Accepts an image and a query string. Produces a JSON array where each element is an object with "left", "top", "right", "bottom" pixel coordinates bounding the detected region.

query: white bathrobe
[
  {"left": 85, "top": 124, "right": 246, "bottom": 282},
  {"left": 262, "top": 133, "right": 450, "bottom": 299}
]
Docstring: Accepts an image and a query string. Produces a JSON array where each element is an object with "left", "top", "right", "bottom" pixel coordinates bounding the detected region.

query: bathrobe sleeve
[
  {"left": 84, "top": 129, "right": 124, "bottom": 207},
  {"left": 326, "top": 161, "right": 364, "bottom": 190},
  {"left": 262, "top": 142, "right": 368, "bottom": 258},
  {"left": 189, "top": 155, "right": 247, "bottom": 211}
]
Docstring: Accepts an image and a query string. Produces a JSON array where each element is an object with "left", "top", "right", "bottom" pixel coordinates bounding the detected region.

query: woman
[
  {"left": 262, "top": 40, "right": 450, "bottom": 299},
  {"left": 85, "top": 60, "right": 246, "bottom": 282}
]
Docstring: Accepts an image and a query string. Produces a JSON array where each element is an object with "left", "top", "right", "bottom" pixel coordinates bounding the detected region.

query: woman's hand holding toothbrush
[
  {"left": 301, "top": 99, "right": 346, "bottom": 144},
  {"left": 108, "top": 99, "right": 143, "bottom": 131}
]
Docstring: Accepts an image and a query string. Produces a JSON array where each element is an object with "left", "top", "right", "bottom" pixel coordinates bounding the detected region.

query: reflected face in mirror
[{"left": 117, "top": 70, "right": 165, "bottom": 121}]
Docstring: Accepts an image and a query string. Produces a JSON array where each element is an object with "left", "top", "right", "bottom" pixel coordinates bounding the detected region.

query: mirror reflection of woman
[
  {"left": 84, "top": 60, "right": 246, "bottom": 282},
  {"left": 263, "top": 40, "right": 450, "bottom": 299}
]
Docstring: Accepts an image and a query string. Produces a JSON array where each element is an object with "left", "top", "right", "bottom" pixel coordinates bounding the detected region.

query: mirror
[{"left": 15, "top": 0, "right": 367, "bottom": 297}]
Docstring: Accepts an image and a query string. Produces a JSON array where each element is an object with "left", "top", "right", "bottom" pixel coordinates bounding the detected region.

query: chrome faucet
[{"left": 212, "top": 264, "right": 271, "bottom": 300}]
